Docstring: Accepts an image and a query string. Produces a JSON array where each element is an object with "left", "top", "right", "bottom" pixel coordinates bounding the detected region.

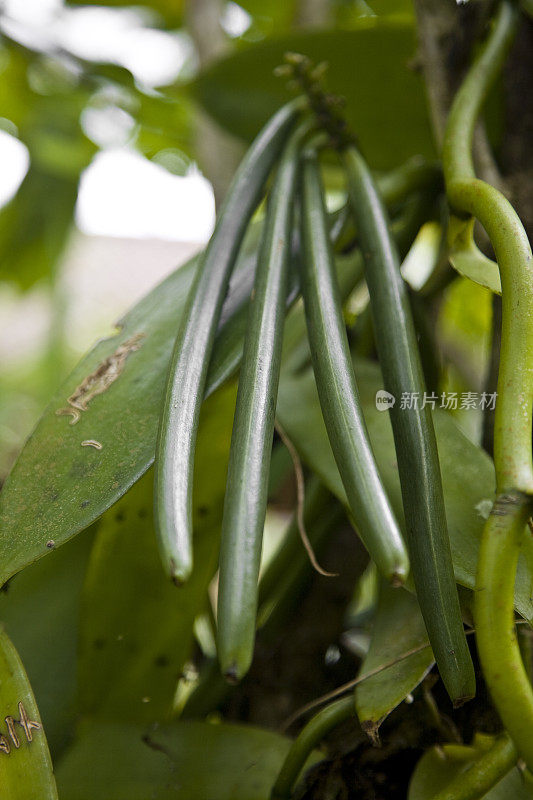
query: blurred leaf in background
[
  {"left": 186, "top": 18, "right": 435, "bottom": 170},
  {"left": 65, "top": 0, "right": 185, "bottom": 28}
]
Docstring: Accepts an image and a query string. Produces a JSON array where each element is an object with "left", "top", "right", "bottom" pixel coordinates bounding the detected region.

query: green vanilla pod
[
  {"left": 271, "top": 696, "right": 354, "bottom": 799},
  {"left": 281, "top": 191, "right": 433, "bottom": 376},
  {"left": 217, "top": 122, "right": 312, "bottom": 682},
  {"left": 181, "top": 479, "right": 342, "bottom": 719},
  {"left": 328, "top": 156, "right": 441, "bottom": 251},
  {"left": 299, "top": 154, "right": 409, "bottom": 584},
  {"left": 211, "top": 169, "right": 438, "bottom": 396},
  {"left": 343, "top": 146, "right": 475, "bottom": 706},
  {"left": 155, "top": 98, "right": 305, "bottom": 584},
  {"left": 0, "top": 628, "right": 58, "bottom": 799}
]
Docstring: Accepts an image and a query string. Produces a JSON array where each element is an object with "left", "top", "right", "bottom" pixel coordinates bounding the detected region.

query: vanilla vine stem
[
  {"left": 428, "top": 734, "right": 517, "bottom": 800},
  {"left": 270, "top": 696, "right": 354, "bottom": 799},
  {"left": 442, "top": 0, "right": 533, "bottom": 771},
  {"left": 442, "top": 0, "right": 533, "bottom": 495}
]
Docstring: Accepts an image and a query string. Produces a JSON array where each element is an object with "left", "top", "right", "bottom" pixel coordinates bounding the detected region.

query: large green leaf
[
  {"left": 355, "top": 582, "right": 433, "bottom": 742},
  {"left": 188, "top": 18, "right": 435, "bottom": 169},
  {"left": 56, "top": 720, "right": 318, "bottom": 800},
  {"left": 276, "top": 357, "right": 533, "bottom": 620},
  {"left": 78, "top": 383, "right": 235, "bottom": 722},
  {"left": 408, "top": 736, "right": 533, "bottom": 800},
  {"left": 0, "top": 529, "right": 95, "bottom": 757},
  {"left": 0, "top": 243, "right": 255, "bottom": 584}
]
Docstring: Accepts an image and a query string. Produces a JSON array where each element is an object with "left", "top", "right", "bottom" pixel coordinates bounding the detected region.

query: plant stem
[
  {"left": 475, "top": 492, "right": 533, "bottom": 766},
  {"left": 446, "top": 179, "right": 533, "bottom": 493},
  {"left": 442, "top": 3, "right": 517, "bottom": 186},
  {"left": 441, "top": 0, "right": 533, "bottom": 769},
  {"left": 270, "top": 696, "right": 354, "bottom": 799},
  {"left": 430, "top": 734, "right": 518, "bottom": 800},
  {"left": 481, "top": 294, "right": 501, "bottom": 457},
  {"left": 442, "top": 0, "right": 532, "bottom": 494}
]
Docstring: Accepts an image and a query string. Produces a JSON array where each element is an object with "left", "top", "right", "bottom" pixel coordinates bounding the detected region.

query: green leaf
[
  {"left": 0, "top": 46, "right": 34, "bottom": 130},
  {"left": 238, "top": 0, "right": 299, "bottom": 32},
  {"left": 408, "top": 737, "right": 533, "bottom": 800},
  {"left": 0, "top": 242, "right": 255, "bottom": 583},
  {"left": 0, "top": 44, "right": 95, "bottom": 288},
  {"left": 355, "top": 582, "right": 433, "bottom": 742},
  {"left": 0, "top": 629, "right": 58, "bottom": 799},
  {"left": 448, "top": 216, "right": 502, "bottom": 295},
  {"left": 188, "top": 18, "right": 435, "bottom": 169},
  {"left": 0, "top": 166, "right": 78, "bottom": 289},
  {"left": 0, "top": 529, "right": 95, "bottom": 758},
  {"left": 56, "top": 720, "right": 318, "bottom": 800},
  {"left": 276, "top": 357, "right": 533, "bottom": 621},
  {"left": 78, "top": 383, "right": 236, "bottom": 722}
]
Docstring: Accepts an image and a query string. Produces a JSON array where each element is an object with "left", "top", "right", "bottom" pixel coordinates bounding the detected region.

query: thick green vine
[
  {"left": 442, "top": 0, "right": 533, "bottom": 494},
  {"left": 270, "top": 696, "right": 355, "bottom": 799},
  {"left": 430, "top": 734, "right": 518, "bottom": 800},
  {"left": 441, "top": 0, "right": 533, "bottom": 770}
]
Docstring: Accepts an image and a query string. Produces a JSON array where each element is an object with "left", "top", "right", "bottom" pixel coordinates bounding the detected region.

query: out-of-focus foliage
[
  {"left": 0, "top": 45, "right": 95, "bottom": 288},
  {"left": 65, "top": 0, "right": 185, "bottom": 27},
  {"left": 188, "top": 19, "right": 435, "bottom": 170}
]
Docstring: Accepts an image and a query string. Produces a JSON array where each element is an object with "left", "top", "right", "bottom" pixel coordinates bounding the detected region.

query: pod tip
[
  {"left": 390, "top": 572, "right": 406, "bottom": 588},
  {"left": 169, "top": 558, "right": 190, "bottom": 587},
  {"left": 224, "top": 664, "right": 241, "bottom": 685},
  {"left": 390, "top": 563, "right": 409, "bottom": 587}
]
